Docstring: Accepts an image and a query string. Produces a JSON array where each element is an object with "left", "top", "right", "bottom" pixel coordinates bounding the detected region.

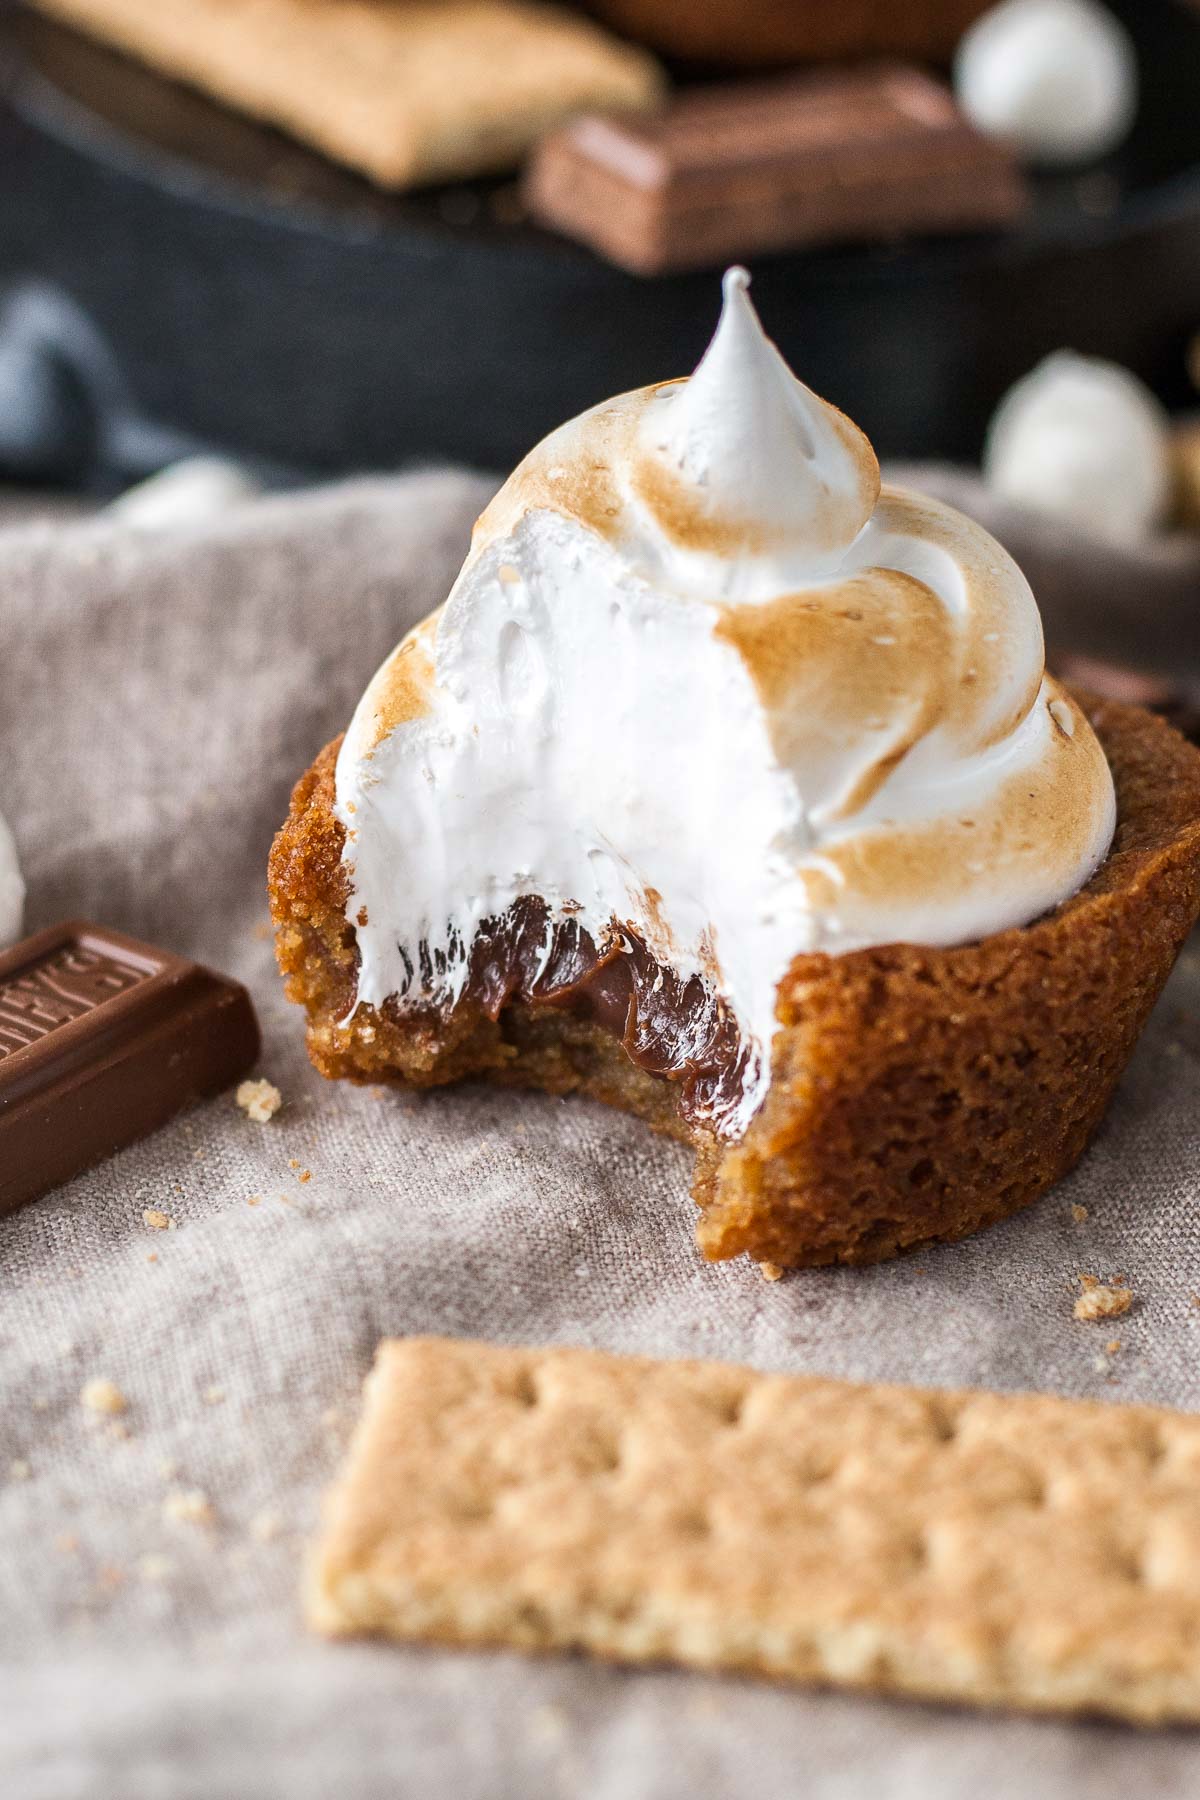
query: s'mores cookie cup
[{"left": 270, "top": 270, "right": 1200, "bottom": 1270}]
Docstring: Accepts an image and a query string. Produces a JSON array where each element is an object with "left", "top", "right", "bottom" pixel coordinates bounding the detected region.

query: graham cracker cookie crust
[
  {"left": 269, "top": 695, "right": 1200, "bottom": 1268},
  {"left": 309, "top": 1337, "right": 1200, "bottom": 1725}
]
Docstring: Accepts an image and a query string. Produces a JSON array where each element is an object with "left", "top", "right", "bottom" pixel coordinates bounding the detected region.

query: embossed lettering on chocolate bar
[{"left": 0, "top": 944, "right": 151, "bottom": 1059}]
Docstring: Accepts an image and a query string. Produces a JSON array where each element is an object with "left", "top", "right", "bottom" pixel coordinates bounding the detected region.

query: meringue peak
[{"left": 635, "top": 267, "right": 880, "bottom": 576}]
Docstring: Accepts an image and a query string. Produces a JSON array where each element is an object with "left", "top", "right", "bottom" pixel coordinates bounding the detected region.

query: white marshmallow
[
  {"left": 954, "top": 0, "right": 1137, "bottom": 167},
  {"left": 984, "top": 350, "right": 1171, "bottom": 542},
  {"left": 336, "top": 273, "right": 1116, "bottom": 1136},
  {"left": 109, "top": 457, "right": 261, "bottom": 530},
  {"left": 0, "top": 810, "right": 25, "bottom": 949}
]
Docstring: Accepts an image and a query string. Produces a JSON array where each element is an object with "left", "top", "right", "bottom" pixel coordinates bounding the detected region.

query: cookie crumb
[
  {"left": 1106, "top": 1339, "right": 1122, "bottom": 1356},
  {"left": 236, "top": 1079, "right": 282, "bottom": 1123},
  {"left": 759, "top": 1261, "right": 783, "bottom": 1282},
  {"left": 247, "top": 1194, "right": 263, "bottom": 1208},
  {"left": 9, "top": 1458, "right": 31, "bottom": 1481},
  {"left": 249, "top": 1507, "right": 283, "bottom": 1543},
  {"left": 203, "top": 1385, "right": 225, "bottom": 1407},
  {"left": 298, "top": 1169, "right": 312, "bottom": 1185},
  {"left": 81, "top": 1378, "right": 128, "bottom": 1416},
  {"left": 142, "top": 1208, "right": 173, "bottom": 1231},
  {"left": 1070, "top": 1204, "right": 1088, "bottom": 1224},
  {"left": 1074, "top": 1276, "right": 1133, "bottom": 1322},
  {"left": 163, "top": 1488, "right": 215, "bottom": 1528}
]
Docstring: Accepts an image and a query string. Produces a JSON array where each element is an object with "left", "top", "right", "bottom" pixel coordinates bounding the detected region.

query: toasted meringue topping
[{"left": 336, "top": 272, "right": 1116, "bottom": 1135}]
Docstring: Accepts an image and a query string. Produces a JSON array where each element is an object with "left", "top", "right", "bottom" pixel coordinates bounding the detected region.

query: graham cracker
[
  {"left": 309, "top": 1337, "right": 1200, "bottom": 1725},
  {"left": 28, "top": 0, "right": 665, "bottom": 188}
]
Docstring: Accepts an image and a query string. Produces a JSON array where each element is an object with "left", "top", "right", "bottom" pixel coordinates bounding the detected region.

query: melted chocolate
[{"left": 457, "top": 897, "right": 753, "bottom": 1131}]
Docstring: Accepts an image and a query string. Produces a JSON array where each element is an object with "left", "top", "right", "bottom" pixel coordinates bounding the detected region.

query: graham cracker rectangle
[
  {"left": 309, "top": 1337, "right": 1200, "bottom": 1724},
  {"left": 28, "top": 0, "right": 664, "bottom": 188}
]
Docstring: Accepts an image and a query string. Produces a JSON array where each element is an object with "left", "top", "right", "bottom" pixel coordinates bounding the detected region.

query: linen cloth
[{"left": 1, "top": 469, "right": 1199, "bottom": 1800}]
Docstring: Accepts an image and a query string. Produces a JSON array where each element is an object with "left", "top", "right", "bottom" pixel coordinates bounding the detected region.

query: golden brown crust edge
[{"left": 269, "top": 695, "right": 1200, "bottom": 1268}]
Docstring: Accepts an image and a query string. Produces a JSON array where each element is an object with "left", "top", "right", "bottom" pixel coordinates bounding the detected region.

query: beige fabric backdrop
[{"left": 1, "top": 471, "right": 1199, "bottom": 1799}]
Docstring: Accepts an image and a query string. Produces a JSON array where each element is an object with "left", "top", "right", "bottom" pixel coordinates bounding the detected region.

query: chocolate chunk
[
  {"left": 524, "top": 65, "right": 1027, "bottom": 275},
  {"left": 0, "top": 920, "right": 260, "bottom": 1217}
]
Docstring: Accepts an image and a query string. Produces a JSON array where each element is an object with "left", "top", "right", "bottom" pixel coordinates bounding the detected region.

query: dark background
[{"left": 1, "top": 0, "right": 1199, "bottom": 487}]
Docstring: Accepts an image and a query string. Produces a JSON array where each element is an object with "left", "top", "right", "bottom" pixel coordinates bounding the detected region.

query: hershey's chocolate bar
[
  {"left": 524, "top": 64, "right": 1027, "bottom": 275},
  {"left": 0, "top": 921, "right": 259, "bottom": 1217}
]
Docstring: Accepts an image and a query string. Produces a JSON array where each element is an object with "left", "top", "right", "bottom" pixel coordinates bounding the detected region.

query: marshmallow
[
  {"left": 984, "top": 350, "right": 1172, "bottom": 542},
  {"left": 109, "top": 457, "right": 261, "bottom": 530},
  {"left": 0, "top": 810, "right": 24, "bottom": 949},
  {"left": 336, "top": 272, "right": 1116, "bottom": 1135},
  {"left": 954, "top": 0, "right": 1137, "bottom": 167}
]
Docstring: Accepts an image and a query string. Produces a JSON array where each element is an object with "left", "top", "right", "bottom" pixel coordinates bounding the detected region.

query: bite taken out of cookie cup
[{"left": 269, "top": 693, "right": 1200, "bottom": 1271}]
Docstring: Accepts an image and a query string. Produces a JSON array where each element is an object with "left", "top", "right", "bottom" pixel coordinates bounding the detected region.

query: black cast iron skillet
[{"left": 0, "top": 0, "right": 1198, "bottom": 486}]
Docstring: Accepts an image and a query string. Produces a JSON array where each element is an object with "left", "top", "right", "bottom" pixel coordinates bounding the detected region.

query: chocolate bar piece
[
  {"left": 524, "top": 65, "right": 1027, "bottom": 275},
  {"left": 0, "top": 920, "right": 259, "bottom": 1216}
]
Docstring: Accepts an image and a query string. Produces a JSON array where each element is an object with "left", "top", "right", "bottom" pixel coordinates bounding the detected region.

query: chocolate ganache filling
[{"left": 397, "top": 897, "right": 754, "bottom": 1132}]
